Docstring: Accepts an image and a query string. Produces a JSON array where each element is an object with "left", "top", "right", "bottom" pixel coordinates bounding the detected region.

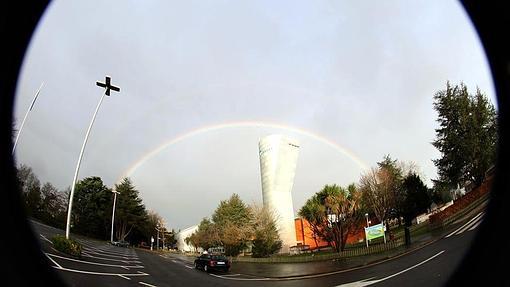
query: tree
[
  {"left": 193, "top": 218, "right": 220, "bottom": 251},
  {"left": 298, "top": 195, "right": 326, "bottom": 250},
  {"left": 359, "top": 167, "right": 395, "bottom": 226},
  {"left": 377, "top": 155, "right": 405, "bottom": 224},
  {"left": 39, "top": 182, "right": 66, "bottom": 226},
  {"left": 17, "top": 164, "right": 42, "bottom": 217},
  {"left": 432, "top": 82, "right": 497, "bottom": 188},
  {"left": 299, "top": 184, "right": 362, "bottom": 252},
  {"left": 401, "top": 173, "right": 432, "bottom": 226},
  {"left": 250, "top": 205, "right": 282, "bottom": 257},
  {"left": 113, "top": 178, "right": 147, "bottom": 242},
  {"left": 72, "top": 176, "right": 112, "bottom": 239},
  {"left": 211, "top": 194, "right": 252, "bottom": 256}
]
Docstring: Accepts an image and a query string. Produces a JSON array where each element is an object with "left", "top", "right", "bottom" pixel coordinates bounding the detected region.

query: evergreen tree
[
  {"left": 432, "top": 82, "right": 497, "bottom": 188},
  {"left": 73, "top": 176, "right": 112, "bottom": 238},
  {"left": 401, "top": 173, "right": 432, "bottom": 226},
  {"left": 114, "top": 178, "right": 148, "bottom": 242}
]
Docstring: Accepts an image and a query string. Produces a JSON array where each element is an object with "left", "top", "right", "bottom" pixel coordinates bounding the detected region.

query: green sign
[{"left": 365, "top": 223, "right": 385, "bottom": 240}]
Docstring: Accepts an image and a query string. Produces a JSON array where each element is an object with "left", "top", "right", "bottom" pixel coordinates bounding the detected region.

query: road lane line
[
  {"left": 468, "top": 220, "right": 482, "bottom": 231},
  {"left": 51, "top": 266, "right": 149, "bottom": 277},
  {"left": 81, "top": 252, "right": 142, "bottom": 263},
  {"left": 454, "top": 214, "right": 484, "bottom": 236},
  {"left": 336, "top": 250, "right": 445, "bottom": 286},
  {"left": 139, "top": 282, "right": 158, "bottom": 287},
  {"left": 45, "top": 253, "right": 62, "bottom": 269},
  {"left": 40, "top": 234, "right": 53, "bottom": 244},
  {"left": 46, "top": 253, "right": 144, "bottom": 269},
  {"left": 118, "top": 275, "right": 131, "bottom": 280},
  {"left": 445, "top": 212, "right": 483, "bottom": 238}
]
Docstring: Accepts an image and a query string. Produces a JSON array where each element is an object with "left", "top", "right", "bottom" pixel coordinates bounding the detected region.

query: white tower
[{"left": 258, "top": 135, "right": 300, "bottom": 253}]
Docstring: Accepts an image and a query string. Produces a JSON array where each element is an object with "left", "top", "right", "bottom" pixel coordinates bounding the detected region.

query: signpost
[{"left": 364, "top": 222, "right": 386, "bottom": 247}]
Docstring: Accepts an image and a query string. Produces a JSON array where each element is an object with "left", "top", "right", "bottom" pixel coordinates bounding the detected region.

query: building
[
  {"left": 294, "top": 218, "right": 365, "bottom": 251},
  {"left": 259, "top": 135, "right": 300, "bottom": 253},
  {"left": 175, "top": 225, "right": 200, "bottom": 253}
]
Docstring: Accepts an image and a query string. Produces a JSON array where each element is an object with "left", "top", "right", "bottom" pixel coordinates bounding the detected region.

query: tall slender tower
[{"left": 258, "top": 135, "right": 300, "bottom": 253}]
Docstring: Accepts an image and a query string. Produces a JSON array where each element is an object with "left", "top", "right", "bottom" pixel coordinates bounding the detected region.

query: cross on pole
[
  {"left": 96, "top": 76, "right": 120, "bottom": 96},
  {"left": 65, "top": 75, "right": 121, "bottom": 239}
]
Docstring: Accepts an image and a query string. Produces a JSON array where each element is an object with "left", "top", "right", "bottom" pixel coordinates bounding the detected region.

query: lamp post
[
  {"left": 156, "top": 224, "right": 160, "bottom": 250},
  {"left": 65, "top": 76, "right": 120, "bottom": 239},
  {"left": 365, "top": 213, "right": 369, "bottom": 227},
  {"left": 110, "top": 190, "right": 120, "bottom": 244},
  {"left": 12, "top": 82, "right": 44, "bottom": 155}
]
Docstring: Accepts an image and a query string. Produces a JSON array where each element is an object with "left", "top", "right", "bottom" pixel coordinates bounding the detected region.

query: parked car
[
  {"left": 112, "top": 240, "right": 129, "bottom": 247},
  {"left": 194, "top": 254, "right": 230, "bottom": 272}
]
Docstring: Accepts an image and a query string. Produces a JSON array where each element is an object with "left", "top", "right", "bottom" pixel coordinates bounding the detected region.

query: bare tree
[{"left": 359, "top": 167, "right": 395, "bottom": 225}]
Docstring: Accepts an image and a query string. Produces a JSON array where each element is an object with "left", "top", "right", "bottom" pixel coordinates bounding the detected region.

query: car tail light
[{"left": 210, "top": 261, "right": 216, "bottom": 266}]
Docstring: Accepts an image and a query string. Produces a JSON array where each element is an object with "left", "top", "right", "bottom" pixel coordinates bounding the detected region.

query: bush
[{"left": 52, "top": 235, "right": 82, "bottom": 257}]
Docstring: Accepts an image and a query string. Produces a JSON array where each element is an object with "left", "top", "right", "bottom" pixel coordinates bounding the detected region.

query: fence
[{"left": 233, "top": 237, "right": 405, "bottom": 263}]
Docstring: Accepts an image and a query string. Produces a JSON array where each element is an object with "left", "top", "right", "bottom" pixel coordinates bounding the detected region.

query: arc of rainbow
[{"left": 116, "top": 121, "right": 368, "bottom": 184}]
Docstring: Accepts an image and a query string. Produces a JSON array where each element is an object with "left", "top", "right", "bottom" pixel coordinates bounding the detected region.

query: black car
[
  {"left": 194, "top": 254, "right": 230, "bottom": 272},
  {"left": 112, "top": 241, "right": 129, "bottom": 247}
]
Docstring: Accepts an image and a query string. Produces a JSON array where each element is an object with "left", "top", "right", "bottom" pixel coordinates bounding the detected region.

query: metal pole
[
  {"left": 65, "top": 90, "right": 107, "bottom": 239},
  {"left": 157, "top": 227, "right": 160, "bottom": 250},
  {"left": 110, "top": 191, "right": 118, "bottom": 243},
  {"left": 12, "top": 82, "right": 44, "bottom": 155}
]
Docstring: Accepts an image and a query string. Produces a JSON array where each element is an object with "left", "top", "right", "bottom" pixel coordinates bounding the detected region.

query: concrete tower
[{"left": 258, "top": 135, "right": 300, "bottom": 253}]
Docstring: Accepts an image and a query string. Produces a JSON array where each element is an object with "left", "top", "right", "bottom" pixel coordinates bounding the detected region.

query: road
[{"left": 33, "top": 212, "right": 483, "bottom": 287}]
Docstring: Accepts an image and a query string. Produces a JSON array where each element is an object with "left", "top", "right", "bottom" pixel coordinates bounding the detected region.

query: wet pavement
[{"left": 164, "top": 232, "right": 440, "bottom": 279}]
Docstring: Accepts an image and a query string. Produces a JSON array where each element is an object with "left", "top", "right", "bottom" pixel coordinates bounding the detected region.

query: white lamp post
[
  {"left": 110, "top": 190, "right": 120, "bottom": 244},
  {"left": 65, "top": 76, "right": 120, "bottom": 239},
  {"left": 12, "top": 82, "right": 44, "bottom": 155}
]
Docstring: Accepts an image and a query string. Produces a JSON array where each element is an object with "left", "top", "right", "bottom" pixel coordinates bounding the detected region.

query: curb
[{"left": 232, "top": 237, "right": 443, "bottom": 280}]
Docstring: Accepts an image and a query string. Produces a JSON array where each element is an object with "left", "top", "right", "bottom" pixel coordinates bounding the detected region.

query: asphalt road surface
[{"left": 33, "top": 213, "right": 483, "bottom": 287}]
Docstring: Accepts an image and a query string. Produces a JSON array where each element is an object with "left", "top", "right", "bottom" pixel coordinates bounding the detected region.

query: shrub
[{"left": 52, "top": 235, "right": 82, "bottom": 257}]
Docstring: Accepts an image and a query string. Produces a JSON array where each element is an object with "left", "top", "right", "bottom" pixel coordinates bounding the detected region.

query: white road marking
[
  {"left": 445, "top": 212, "right": 484, "bottom": 238},
  {"left": 336, "top": 250, "right": 445, "bottom": 287},
  {"left": 468, "top": 220, "right": 482, "bottom": 231},
  {"left": 139, "top": 282, "right": 158, "bottom": 287},
  {"left": 454, "top": 215, "right": 483, "bottom": 235},
  {"left": 46, "top": 253, "right": 144, "bottom": 269},
  {"left": 82, "top": 252, "right": 142, "bottom": 263},
  {"left": 45, "top": 253, "right": 62, "bottom": 268},
  {"left": 50, "top": 266, "right": 149, "bottom": 277},
  {"left": 40, "top": 234, "right": 53, "bottom": 244},
  {"left": 118, "top": 275, "right": 131, "bottom": 280}
]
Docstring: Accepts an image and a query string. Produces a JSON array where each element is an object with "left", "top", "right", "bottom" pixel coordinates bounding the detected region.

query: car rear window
[{"left": 211, "top": 255, "right": 227, "bottom": 260}]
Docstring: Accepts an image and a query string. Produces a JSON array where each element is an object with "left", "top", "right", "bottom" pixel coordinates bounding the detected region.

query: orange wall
[
  {"left": 295, "top": 218, "right": 329, "bottom": 249},
  {"left": 295, "top": 218, "right": 366, "bottom": 249}
]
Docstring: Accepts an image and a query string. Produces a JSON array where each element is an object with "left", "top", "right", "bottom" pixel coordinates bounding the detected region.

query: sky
[{"left": 14, "top": 0, "right": 497, "bottom": 230}]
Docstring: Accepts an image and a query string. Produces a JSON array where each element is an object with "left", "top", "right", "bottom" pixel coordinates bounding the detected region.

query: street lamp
[
  {"left": 110, "top": 189, "right": 120, "bottom": 244},
  {"left": 155, "top": 224, "right": 161, "bottom": 250},
  {"left": 65, "top": 76, "right": 120, "bottom": 239},
  {"left": 365, "top": 213, "right": 369, "bottom": 227},
  {"left": 12, "top": 82, "right": 44, "bottom": 155}
]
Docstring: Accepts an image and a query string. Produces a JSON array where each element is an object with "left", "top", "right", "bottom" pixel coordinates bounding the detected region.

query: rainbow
[{"left": 116, "top": 121, "right": 369, "bottom": 184}]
